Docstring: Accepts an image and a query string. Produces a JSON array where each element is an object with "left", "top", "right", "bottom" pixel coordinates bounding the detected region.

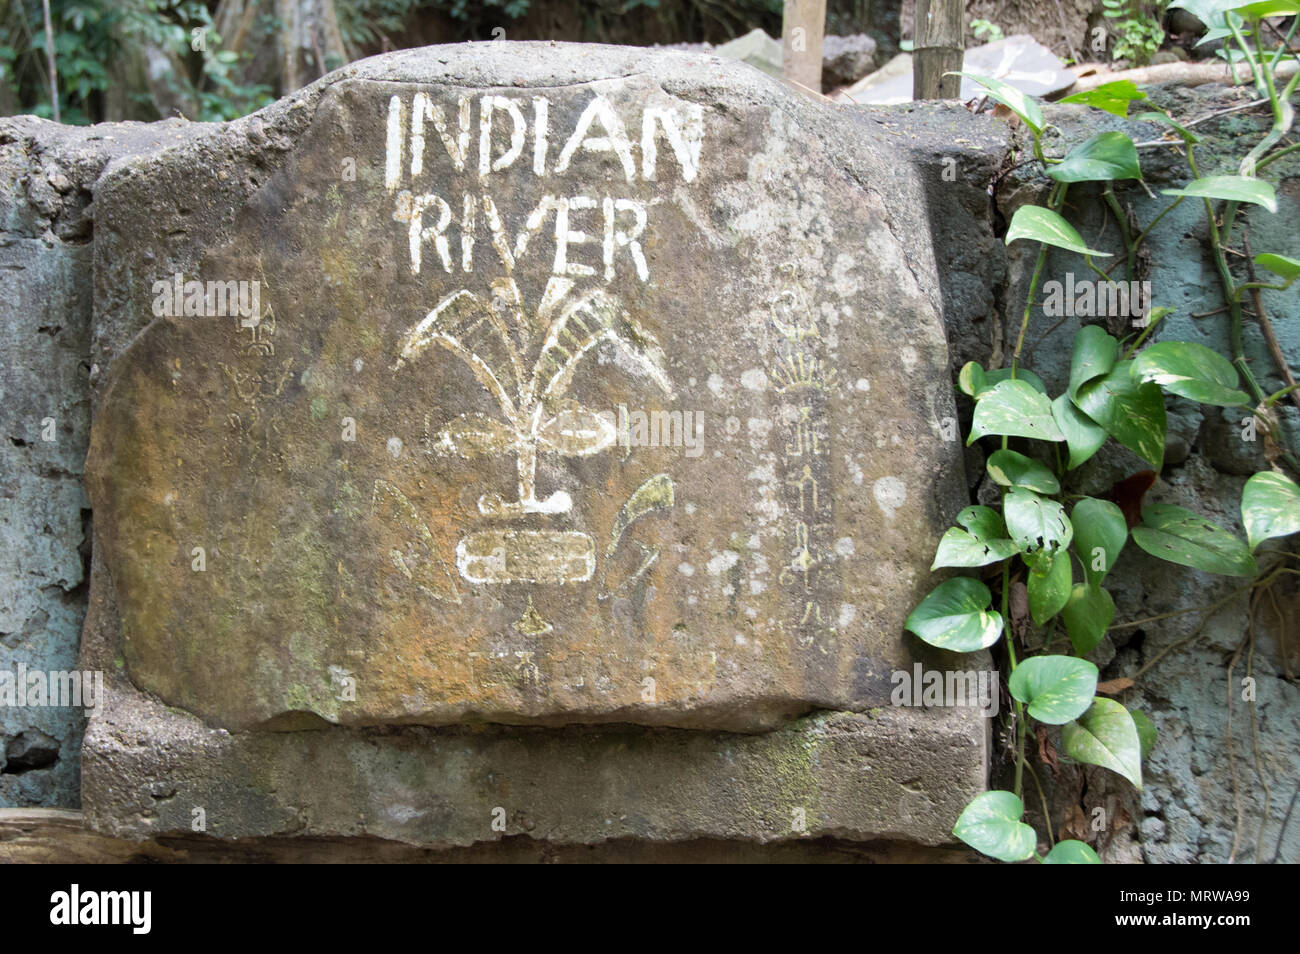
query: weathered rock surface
[
  {"left": 84, "top": 42, "right": 969, "bottom": 734},
  {"left": 0, "top": 117, "right": 205, "bottom": 807},
  {"left": 68, "top": 42, "right": 990, "bottom": 846}
]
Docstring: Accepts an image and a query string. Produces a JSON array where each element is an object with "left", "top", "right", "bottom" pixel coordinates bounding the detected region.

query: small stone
[
  {"left": 45, "top": 166, "right": 73, "bottom": 193},
  {"left": 822, "top": 34, "right": 878, "bottom": 88}
]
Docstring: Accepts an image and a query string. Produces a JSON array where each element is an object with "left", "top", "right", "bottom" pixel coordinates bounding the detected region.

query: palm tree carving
[{"left": 393, "top": 278, "right": 673, "bottom": 517}]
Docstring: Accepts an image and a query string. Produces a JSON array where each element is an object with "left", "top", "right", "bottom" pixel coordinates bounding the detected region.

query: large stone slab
[{"left": 85, "top": 43, "right": 967, "bottom": 734}]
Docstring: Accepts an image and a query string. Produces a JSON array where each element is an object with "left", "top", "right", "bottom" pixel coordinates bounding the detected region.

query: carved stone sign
[{"left": 87, "top": 45, "right": 966, "bottom": 734}]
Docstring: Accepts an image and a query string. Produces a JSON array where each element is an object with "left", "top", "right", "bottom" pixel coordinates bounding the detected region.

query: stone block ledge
[{"left": 81, "top": 684, "right": 987, "bottom": 848}]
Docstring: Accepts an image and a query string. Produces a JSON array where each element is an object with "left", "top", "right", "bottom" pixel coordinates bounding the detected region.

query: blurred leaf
[
  {"left": 1060, "top": 81, "right": 1147, "bottom": 118},
  {"left": 1043, "top": 840, "right": 1102, "bottom": 863},
  {"left": 1062, "top": 583, "right": 1116, "bottom": 655},
  {"left": 1160, "top": 176, "right": 1279, "bottom": 213},
  {"left": 1254, "top": 252, "right": 1300, "bottom": 282},
  {"left": 953, "top": 71, "right": 1044, "bottom": 134},
  {"left": 1131, "top": 503, "right": 1258, "bottom": 576}
]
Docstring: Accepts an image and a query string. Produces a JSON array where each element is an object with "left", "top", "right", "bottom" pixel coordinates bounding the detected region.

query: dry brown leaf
[
  {"left": 1096, "top": 677, "right": 1135, "bottom": 695},
  {"left": 1036, "top": 724, "right": 1059, "bottom": 777},
  {"left": 1059, "top": 803, "right": 1091, "bottom": 843},
  {"left": 1011, "top": 581, "right": 1030, "bottom": 643}
]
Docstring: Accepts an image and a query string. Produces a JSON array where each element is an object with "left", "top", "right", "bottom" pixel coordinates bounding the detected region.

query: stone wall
[
  {"left": 900, "top": 88, "right": 1300, "bottom": 864},
  {"left": 0, "top": 44, "right": 1296, "bottom": 863},
  {"left": 0, "top": 119, "right": 204, "bottom": 805}
]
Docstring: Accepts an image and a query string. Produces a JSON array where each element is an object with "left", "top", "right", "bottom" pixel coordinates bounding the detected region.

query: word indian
[{"left": 383, "top": 92, "right": 705, "bottom": 282}]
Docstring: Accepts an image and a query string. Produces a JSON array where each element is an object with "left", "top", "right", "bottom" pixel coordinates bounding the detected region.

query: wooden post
[
  {"left": 913, "top": 0, "right": 964, "bottom": 100},
  {"left": 781, "top": 0, "right": 826, "bottom": 95}
]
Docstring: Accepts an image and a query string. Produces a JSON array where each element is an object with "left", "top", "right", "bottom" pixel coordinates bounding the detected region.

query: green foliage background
[{"left": 0, "top": 0, "right": 798, "bottom": 124}]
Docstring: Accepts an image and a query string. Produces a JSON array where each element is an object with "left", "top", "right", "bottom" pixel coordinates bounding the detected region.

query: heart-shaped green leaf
[
  {"left": 1073, "top": 361, "right": 1166, "bottom": 469},
  {"left": 1062, "top": 583, "right": 1116, "bottom": 655},
  {"left": 1009, "top": 655, "right": 1099, "bottom": 724},
  {"left": 1063, "top": 698, "right": 1143, "bottom": 789},
  {"left": 1052, "top": 394, "right": 1108, "bottom": 470},
  {"left": 932, "top": 505, "right": 1022, "bottom": 569},
  {"left": 1071, "top": 497, "right": 1128, "bottom": 587},
  {"left": 1130, "top": 709, "right": 1157, "bottom": 760},
  {"left": 987, "top": 449, "right": 1061, "bottom": 494},
  {"left": 953, "top": 790, "right": 1038, "bottom": 862},
  {"left": 1042, "top": 839, "right": 1101, "bottom": 863},
  {"left": 1005, "top": 205, "right": 1112, "bottom": 256},
  {"left": 953, "top": 72, "right": 1044, "bottom": 134},
  {"left": 1068, "top": 326, "right": 1120, "bottom": 402},
  {"left": 1048, "top": 131, "right": 1142, "bottom": 183},
  {"left": 905, "top": 577, "right": 1004, "bottom": 652},
  {"left": 1241, "top": 470, "right": 1300, "bottom": 550},
  {"left": 1131, "top": 341, "right": 1250, "bottom": 407},
  {"left": 1131, "top": 503, "right": 1258, "bottom": 577},
  {"left": 1027, "top": 550, "right": 1073, "bottom": 625},
  {"left": 1060, "top": 81, "right": 1146, "bottom": 118},
  {"left": 1005, "top": 488, "right": 1073, "bottom": 558},
  {"left": 969, "top": 379, "right": 1065, "bottom": 444},
  {"left": 1160, "top": 175, "right": 1278, "bottom": 213}
]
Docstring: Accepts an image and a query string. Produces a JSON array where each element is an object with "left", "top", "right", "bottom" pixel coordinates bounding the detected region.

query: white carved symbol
[{"left": 392, "top": 277, "right": 674, "bottom": 585}]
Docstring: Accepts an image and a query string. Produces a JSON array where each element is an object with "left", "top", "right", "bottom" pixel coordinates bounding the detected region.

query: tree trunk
[{"left": 275, "top": 0, "right": 350, "bottom": 95}]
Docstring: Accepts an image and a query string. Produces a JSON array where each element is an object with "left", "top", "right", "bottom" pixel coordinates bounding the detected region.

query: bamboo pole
[
  {"left": 913, "top": 0, "right": 963, "bottom": 100},
  {"left": 782, "top": 0, "right": 826, "bottom": 94}
]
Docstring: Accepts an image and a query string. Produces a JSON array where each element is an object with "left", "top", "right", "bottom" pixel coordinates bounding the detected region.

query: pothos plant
[{"left": 917, "top": 7, "right": 1300, "bottom": 863}]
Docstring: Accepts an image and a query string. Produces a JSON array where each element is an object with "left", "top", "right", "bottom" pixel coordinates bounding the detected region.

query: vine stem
[
  {"left": 1186, "top": 147, "right": 1267, "bottom": 408},
  {"left": 1005, "top": 179, "right": 1066, "bottom": 805},
  {"left": 1012, "top": 181, "right": 1066, "bottom": 377},
  {"left": 1102, "top": 183, "right": 1136, "bottom": 283}
]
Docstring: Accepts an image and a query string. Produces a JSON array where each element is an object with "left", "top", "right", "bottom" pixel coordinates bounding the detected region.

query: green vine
[{"left": 936, "top": 5, "right": 1300, "bottom": 863}]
